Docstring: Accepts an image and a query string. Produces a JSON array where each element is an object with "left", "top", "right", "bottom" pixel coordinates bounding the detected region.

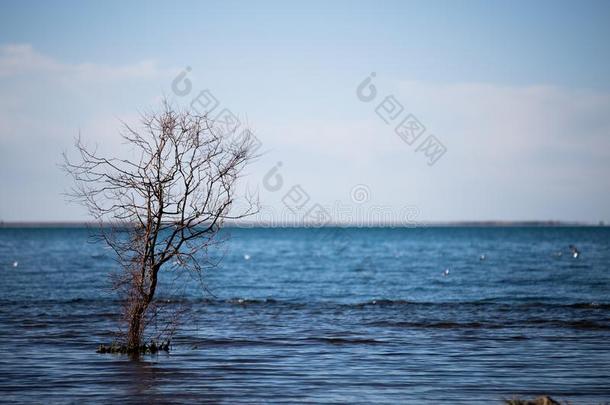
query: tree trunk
[
  {"left": 127, "top": 304, "right": 145, "bottom": 350},
  {"left": 126, "top": 265, "right": 159, "bottom": 351}
]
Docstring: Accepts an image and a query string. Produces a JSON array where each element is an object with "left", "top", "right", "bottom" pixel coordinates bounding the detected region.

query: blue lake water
[{"left": 0, "top": 226, "right": 609, "bottom": 404}]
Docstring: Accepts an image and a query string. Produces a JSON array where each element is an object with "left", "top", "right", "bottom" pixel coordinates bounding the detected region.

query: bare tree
[{"left": 63, "top": 100, "right": 256, "bottom": 352}]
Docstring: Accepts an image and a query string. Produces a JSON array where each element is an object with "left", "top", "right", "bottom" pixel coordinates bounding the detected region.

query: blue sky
[{"left": 1, "top": 0, "right": 610, "bottom": 223}]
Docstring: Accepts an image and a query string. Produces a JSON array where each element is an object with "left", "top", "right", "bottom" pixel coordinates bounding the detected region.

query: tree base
[
  {"left": 504, "top": 396, "right": 560, "bottom": 405},
  {"left": 96, "top": 340, "right": 170, "bottom": 354}
]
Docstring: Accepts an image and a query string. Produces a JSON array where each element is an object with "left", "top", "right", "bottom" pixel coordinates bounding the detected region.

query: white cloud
[
  {"left": 0, "top": 43, "right": 168, "bottom": 80},
  {"left": 1, "top": 43, "right": 609, "bottom": 221},
  {"left": 0, "top": 44, "right": 178, "bottom": 221},
  {"left": 257, "top": 79, "right": 610, "bottom": 172},
  {"left": 246, "top": 78, "right": 610, "bottom": 222},
  {"left": 389, "top": 81, "right": 610, "bottom": 177}
]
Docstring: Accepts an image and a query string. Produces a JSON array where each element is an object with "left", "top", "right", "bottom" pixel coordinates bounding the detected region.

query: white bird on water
[
  {"left": 13, "top": 261, "right": 18, "bottom": 267},
  {"left": 443, "top": 268, "right": 450, "bottom": 276}
]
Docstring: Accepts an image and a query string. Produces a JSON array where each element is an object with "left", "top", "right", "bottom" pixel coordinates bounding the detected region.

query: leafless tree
[{"left": 63, "top": 100, "right": 257, "bottom": 352}]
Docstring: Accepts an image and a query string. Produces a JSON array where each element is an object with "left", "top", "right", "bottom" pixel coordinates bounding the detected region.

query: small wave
[
  {"left": 309, "top": 337, "right": 381, "bottom": 345},
  {"left": 566, "top": 264, "right": 592, "bottom": 269},
  {"left": 367, "top": 318, "right": 610, "bottom": 330},
  {"left": 562, "top": 320, "right": 610, "bottom": 330},
  {"left": 226, "top": 298, "right": 278, "bottom": 305},
  {"left": 367, "top": 320, "right": 488, "bottom": 329},
  {"left": 186, "top": 338, "right": 277, "bottom": 347},
  {"left": 567, "top": 302, "right": 610, "bottom": 310},
  {"left": 0, "top": 297, "right": 119, "bottom": 306},
  {"left": 2, "top": 297, "right": 609, "bottom": 313},
  {"left": 356, "top": 299, "right": 413, "bottom": 307},
  {"left": 355, "top": 299, "right": 610, "bottom": 310}
]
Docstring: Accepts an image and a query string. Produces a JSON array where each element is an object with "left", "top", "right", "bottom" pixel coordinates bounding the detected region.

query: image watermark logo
[
  {"left": 356, "top": 72, "right": 447, "bottom": 166},
  {"left": 262, "top": 162, "right": 284, "bottom": 192},
  {"left": 171, "top": 66, "right": 193, "bottom": 96},
  {"left": 303, "top": 203, "right": 332, "bottom": 228},
  {"left": 356, "top": 72, "right": 377, "bottom": 102},
  {"left": 170, "top": 67, "right": 262, "bottom": 153},
  {"left": 375, "top": 95, "right": 404, "bottom": 124},
  {"left": 395, "top": 114, "right": 425, "bottom": 146},
  {"left": 282, "top": 185, "right": 311, "bottom": 214},
  {"left": 254, "top": 163, "right": 421, "bottom": 227},
  {"left": 415, "top": 134, "right": 447, "bottom": 166},
  {"left": 170, "top": 67, "right": 422, "bottom": 229},
  {"left": 214, "top": 108, "right": 241, "bottom": 136},
  {"left": 190, "top": 89, "right": 219, "bottom": 116},
  {"left": 350, "top": 184, "right": 371, "bottom": 204}
]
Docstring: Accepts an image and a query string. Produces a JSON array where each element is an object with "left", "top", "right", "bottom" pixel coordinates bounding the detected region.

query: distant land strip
[{"left": 0, "top": 220, "right": 605, "bottom": 228}]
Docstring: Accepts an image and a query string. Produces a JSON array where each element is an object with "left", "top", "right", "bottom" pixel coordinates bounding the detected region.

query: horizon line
[{"left": 0, "top": 220, "right": 606, "bottom": 228}]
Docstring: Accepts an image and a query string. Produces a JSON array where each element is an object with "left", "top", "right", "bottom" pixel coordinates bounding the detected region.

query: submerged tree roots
[
  {"left": 96, "top": 340, "right": 171, "bottom": 355},
  {"left": 504, "top": 396, "right": 560, "bottom": 405}
]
